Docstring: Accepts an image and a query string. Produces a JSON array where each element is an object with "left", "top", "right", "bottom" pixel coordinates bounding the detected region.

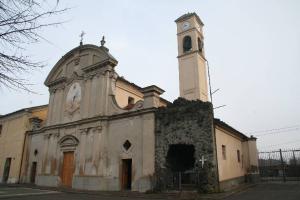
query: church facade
[{"left": 2, "top": 13, "right": 259, "bottom": 192}]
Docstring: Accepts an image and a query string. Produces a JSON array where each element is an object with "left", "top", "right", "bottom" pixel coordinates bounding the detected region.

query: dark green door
[
  {"left": 3, "top": 158, "right": 11, "bottom": 183},
  {"left": 30, "top": 162, "right": 37, "bottom": 183}
]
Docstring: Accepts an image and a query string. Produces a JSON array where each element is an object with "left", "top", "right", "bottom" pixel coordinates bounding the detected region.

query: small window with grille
[
  {"left": 237, "top": 150, "right": 241, "bottom": 163},
  {"left": 222, "top": 145, "right": 226, "bottom": 160}
]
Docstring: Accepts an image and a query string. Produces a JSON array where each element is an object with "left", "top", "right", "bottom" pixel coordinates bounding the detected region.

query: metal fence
[
  {"left": 259, "top": 149, "right": 300, "bottom": 181},
  {"left": 165, "top": 171, "right": 199, "bottom": 190}
]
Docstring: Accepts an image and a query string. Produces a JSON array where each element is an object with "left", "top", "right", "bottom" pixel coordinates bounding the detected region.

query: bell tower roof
[{"left": 175, "top": 12, "right": 204, "bottom": 26}]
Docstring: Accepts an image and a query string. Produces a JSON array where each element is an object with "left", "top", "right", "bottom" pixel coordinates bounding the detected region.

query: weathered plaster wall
[
  {"left": 47, "top": 74, "right": 111, "bottom": 126},
  {"left": 27, "top": 111, "right": 156, "bottom": 192},
  {"left": 27, "top": 121, "right": 103, "bottom": 187},
  {"left": 45, "top": 45, "right": 121, "bottom": 127},
  {"left": 154, "top": 98, "right": 218, "bottom": 192},
  {"left": 25, "top": 44, "right": 161, "bottom": 192},
  {"left": 104, "top": 112, "right": 155, "bottom": 191}
]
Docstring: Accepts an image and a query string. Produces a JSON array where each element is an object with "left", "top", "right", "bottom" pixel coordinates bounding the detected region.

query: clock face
[
  {"left": 66, "top": 82, "right": 81, "bottom": 114},
  {"left": 182, "top": 21, "right": 190, "bottom": 31}
]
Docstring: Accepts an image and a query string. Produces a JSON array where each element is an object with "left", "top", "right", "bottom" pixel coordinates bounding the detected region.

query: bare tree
[{"left": 0, "top": 0, "right": 67, "bottom": 92}]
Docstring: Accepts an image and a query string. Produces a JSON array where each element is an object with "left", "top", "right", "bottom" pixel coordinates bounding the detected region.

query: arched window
[
  {"left": 183, "top": 36, "right": 192, "bottom": 52},
  {"left": 198, "top": 37, "right": 203, "bottom": 52}
]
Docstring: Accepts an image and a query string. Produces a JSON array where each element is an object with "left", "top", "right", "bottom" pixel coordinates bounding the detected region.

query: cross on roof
[
  {"left": 101, "top": 35, "right": 105, "bottom": 46},
  {"left": 79, "top": 31, "right": 85, "bottom": 45}
]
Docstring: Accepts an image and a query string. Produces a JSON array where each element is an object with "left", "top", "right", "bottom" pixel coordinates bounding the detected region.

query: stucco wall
[
  {"left": 247, "top": 139, "right": 259, "bottom": 167},
  {"left": 31, "top": 108, "right": 48, "bottom": 124},
  {"left": 0, "top": 106, "right": 48, "bottom": 184},
  {"left": 0, "top": 114, "right": 27, "bottom": 183},
  {"left": 115, "top": 80, "right": 143, "bottom": 108},
  {"left": 215, "top": 126, "right": 247, "bottom": 182}
]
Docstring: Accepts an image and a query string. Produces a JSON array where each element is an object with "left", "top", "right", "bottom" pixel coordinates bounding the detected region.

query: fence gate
[
  {"left": 165, "top": 171, "right": 199, "bottom": 190},
  {"left": 259, "top": 149, "right": 300, "bottom": 181}
]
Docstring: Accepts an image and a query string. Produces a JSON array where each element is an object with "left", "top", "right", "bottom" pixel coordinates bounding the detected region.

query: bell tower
[{"left": 175, "top": 13, "right": 209, "bottom": 101}]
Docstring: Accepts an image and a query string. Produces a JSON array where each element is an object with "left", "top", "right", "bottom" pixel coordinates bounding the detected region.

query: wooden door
[
  {"left": 121, "top": 159, "right": 132, "bottom": 190},
  {"left": 61, "top": 152, "right": 74, "bottom": 187},
  {"left": 30, "top": 162, "right": 37, "bottom": 183}
]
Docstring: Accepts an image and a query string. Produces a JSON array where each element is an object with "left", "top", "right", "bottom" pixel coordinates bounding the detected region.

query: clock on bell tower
[{"left": 175, "top": 13, "right": 209, "bottom": 102}]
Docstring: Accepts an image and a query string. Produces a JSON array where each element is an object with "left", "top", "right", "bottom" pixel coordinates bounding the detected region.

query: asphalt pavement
[
  {"left": 0, "top": 182, "right": 299, "bottom": 200},
  {"left": 223, "top": 182, "right": 300, "bottom": 200}
]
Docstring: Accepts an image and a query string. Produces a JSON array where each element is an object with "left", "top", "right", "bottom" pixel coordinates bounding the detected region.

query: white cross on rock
[{"left": 199, "top": 155, "right": 207, "bottom": 168}]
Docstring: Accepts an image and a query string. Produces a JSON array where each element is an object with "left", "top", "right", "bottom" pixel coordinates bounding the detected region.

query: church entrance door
[
  {"left": 2, "top": 158, "right": 11, "bottom": 182},
  {"left": 121, "top": 159, "right": 132, "bottom": 190},
  {"left": 61, "top": 151, "right": 74, "bottom": 187}
]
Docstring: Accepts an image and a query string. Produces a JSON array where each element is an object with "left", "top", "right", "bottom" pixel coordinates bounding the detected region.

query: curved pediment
[
  {"left": 59, "top": 135, "right": 79, "bottom": 148},
  {"left": 45, "top": 44, "right": 118, "bottom": 87}
]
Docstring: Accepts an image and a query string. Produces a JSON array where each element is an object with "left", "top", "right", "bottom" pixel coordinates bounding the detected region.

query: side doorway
[
  {"left": 30, "top": 162, "right": 37, "bottom": 183},
  {"left": 2, "top": 158, "right": 12, "bottom": 183},
  {"left": 121, "top": 159, "right": 132, "bottom": 190}
]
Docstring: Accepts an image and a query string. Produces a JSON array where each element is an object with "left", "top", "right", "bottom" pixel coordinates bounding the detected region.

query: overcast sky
[{"left": 1, "top": 0, "right": 300, "bottom": 151}]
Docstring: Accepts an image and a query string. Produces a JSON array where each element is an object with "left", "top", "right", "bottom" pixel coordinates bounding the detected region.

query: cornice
[
  {"left": 82, "top": 58, "right": 117, "bottom": 73},
  {"left": 177, "top": 50, "right": 206, "bottom": 61},
  {"left": 46, "top": 76, "right": 67, "bottom": 88},
  {"left": 177, "top": 27, "right": 204, "bottom": 38},
  {"left": 28, "top": 107, "right": 156, "bottom": 135}
]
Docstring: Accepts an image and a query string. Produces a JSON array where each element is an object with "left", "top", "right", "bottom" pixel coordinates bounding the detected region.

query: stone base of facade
[
  {"left": 35, "top": 175, "right": 152, "bottom": 192},
  {"left": 219, "top": 176, "right": 246, "bottom": 191},
  {"left": 73, "top": 176, "right": 152, "bottom": 192},
  {"left": 36, "top": 175, "right": 60, "bottom": 187},
  {"left": 72, "top": 176, "right": 119, "bottom": 191},
  {"left": 132, "top": 176, "right": 153, "bottom": 192},
  {"left": 0, "top": 177, "right": 18, "bottom": 184}
]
